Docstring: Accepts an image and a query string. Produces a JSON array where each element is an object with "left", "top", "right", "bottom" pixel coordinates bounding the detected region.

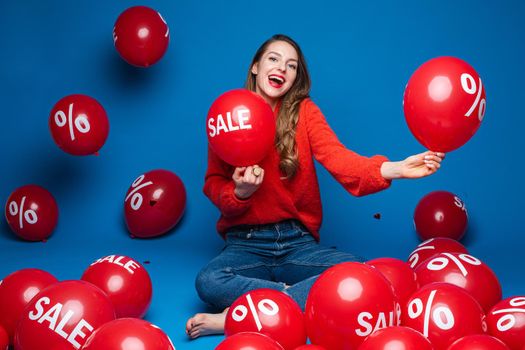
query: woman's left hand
[
  {"left": 381, "top": 151, "right": 445, "bottom": 180},
  {"left": 400, "top": 151, "right": 445, "bottom": 179}
]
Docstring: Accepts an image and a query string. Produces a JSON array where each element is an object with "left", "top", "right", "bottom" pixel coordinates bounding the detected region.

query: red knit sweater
[{"left": 204, "top": 98, "right": 392, "bottom": 241}]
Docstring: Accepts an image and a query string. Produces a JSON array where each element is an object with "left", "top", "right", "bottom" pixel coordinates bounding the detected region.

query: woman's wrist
[{"left": 380, "top": 161, "right": 403, "bottom": 180}]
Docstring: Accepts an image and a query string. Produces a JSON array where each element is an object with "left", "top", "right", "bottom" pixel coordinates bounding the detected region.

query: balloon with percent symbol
[
  {"left": 357, "top": 326, "right": 433, "bottom": 350},
  {"left": 124, "top": 169, "right": 186, "bottom": 238},
  {"left": 216, "top": 332, "right": 284, "bottom": 350},
  {"left": 81, "top": 255, "right": 152, "bottom": 318},
  {"left": 447, "top": 334, "right": 510, "bottom": 350},
  {"left": 4, "top": 185, "right": 59, "bottom": 241},
  {"left": 207, "top": 89, "right": 276, "bottom": 166},
  {"left": 415, "top": 251, "right": 501, "bottom": 312},
  {"left": 0, "top": 268, "right": 58, "bottom": 345},
  {"left": 305, "top": 262, "right": 399, "bottom": 350},
  {"left": 407, "top": 237, "right": 468, "bottom": 269},
  {"left": 0, "top": 325, "right": 7, "bottom": 350},
  {"left": 366, "top": 257, "right": 419, "bottom": 307},
  {"left": 49, "top": 94, "right": 109, "bottom": 156},
  {"left": 294, "top": 345, "right": 326, "bottom": 350},
  {"left": 225, "top": 288, "right": 306, "bottom": 350},
  {"left": 82, "top": 318, "right": 175, "bottom": 350},
  {"left": 414, "top": 191, "right": 468, "bottom": 241},
  {"left": 403, "top": 56, "right": 486, "bottom": 152},
  {"left": 14, "top": 280, "right": 115, "bottom": 350},
  {"left": 402, "top": 282, "right": 485, "bottom": 350},
  {"left": 113, "top": 6, "right": 169, "bottom": 67},
  {"left": 486, "top": 296, "right": 525, "bottom": 350}
]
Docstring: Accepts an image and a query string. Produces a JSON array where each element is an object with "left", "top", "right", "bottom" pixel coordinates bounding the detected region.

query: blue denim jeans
[{"left": 195, "top": 219, "right": 364, "bottom": 311}]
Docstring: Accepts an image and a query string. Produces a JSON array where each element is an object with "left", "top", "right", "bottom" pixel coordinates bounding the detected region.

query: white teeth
[{"left": 269, "top": 75, "right": 284, "bottom": 84}]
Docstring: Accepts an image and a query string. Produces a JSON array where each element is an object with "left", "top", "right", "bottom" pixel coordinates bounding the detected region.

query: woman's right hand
[{"left": 232, "top": 165, "right": 265, "bottom": 199}]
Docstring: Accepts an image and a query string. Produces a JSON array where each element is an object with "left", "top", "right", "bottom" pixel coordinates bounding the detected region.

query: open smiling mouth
[{"left": 268, "top": 75, "right": 285, "bottom": 88}]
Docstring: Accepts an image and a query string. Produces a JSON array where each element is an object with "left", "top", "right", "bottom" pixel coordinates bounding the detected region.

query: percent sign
[
  {"left": 54, "top": 103, "right": 91, "bottom": 141},
  {"left": 408, "top": 244, "right": 436, "bottom": 268},
  {"left": 408, "top": 289, "right": 455, "bottom": 337},
  {"left": 231, "top": 293, "right": 279, "bottom": 331},
  {"left": 492, "top": 297, "right": 525, "bottom": 332},
  {"left": 125, "top": 175, "right": 153, "bottom": 210},
  {"left": 427, "top": 253, "right": 481, "bottom": 277},
  {"left": 461, "top": 73, "right": 486, "bottom": 121},
  {"left": 8, "top": 196, "right": 38, "bottom": 229}
]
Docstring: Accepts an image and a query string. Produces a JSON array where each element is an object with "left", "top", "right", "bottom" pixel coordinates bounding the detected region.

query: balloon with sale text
[{"left": 207, "top": 89, "right": 275, "bottom": 166}]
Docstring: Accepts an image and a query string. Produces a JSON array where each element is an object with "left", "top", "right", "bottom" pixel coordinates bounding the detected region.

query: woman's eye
[
  {"left": 269, "top": 57, "right": 278, "bottom": 62},
  {"left": 288, "top": 64, "right": 297, "bottom": 70}
]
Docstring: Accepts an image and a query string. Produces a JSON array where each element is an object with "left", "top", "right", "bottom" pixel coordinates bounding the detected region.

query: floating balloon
[
  {"left": 367, "top": 257, "right": 419, "bottom": 307},
  {"left": 0, "top": 268, "right": 58, "bottom": 345},
  {"left": 14, "top": 280, "right": 115, "bottom": 350},
  {"left": 207, "top": 89, "right": 275, "bottom": 166},
  {"left": 407, "top": 237, "right": 468, "bottom": 269},
  {"left": 402, "top": 283, "right": 485, "bottom": 350},
  {"left": 305, "top": 262, "right": 398, "bottom": 350},
  {"left": 415, "top": 252, "right": 501, "bottom": 312},
  {"left": 82, "top": 318, "right": 175, "bottom": 350},
  {"left": 113, "top": 6, "right": 169, "bottom": 67},
  {"left": 216, "top": 332, "right": 284, "bottom": 350},
  {"left": 357, "top": 326, "right": 433, "bottom": 350},
  {"left": 124, "top": 169, "right": 186, "bottom": 238},
  {"left": 447, "top": 334, "right": 510, "bottom": 350},
  {"left": 81, "top": 255, "right": 152, "bottom": 318},
  {"left": 414, "top": 191, "right": 468, "bottom": 241},
  {"left": 4, "top": 185, "right": 59, "bottom": 241},
  {"left": 294, "top": 345, "right": 326, "bottom": 350},
  {"left": 49, "top": 94, "right": 109, "bottom": 156},
  {"left": 404, "top": 56, "right": 486, "bottom": 152},
  {"left": 225, "top": 289, "right": 306, "bottom": 350},
  {"left": 486, "top": 296, "right": 525, "bottom": 350}
]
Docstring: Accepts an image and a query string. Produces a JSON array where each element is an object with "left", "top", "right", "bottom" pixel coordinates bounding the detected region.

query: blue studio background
[{"left": 1, "top": 1, "right": 524, "bottom": 348}]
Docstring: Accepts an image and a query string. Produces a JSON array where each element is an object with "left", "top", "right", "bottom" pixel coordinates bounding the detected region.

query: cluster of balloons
[
  {"left": 213, "top": 236, "right": 524, "bottom": 350},
  {"left": 0, "top": 255, "right": 174, "bottom": 349}
]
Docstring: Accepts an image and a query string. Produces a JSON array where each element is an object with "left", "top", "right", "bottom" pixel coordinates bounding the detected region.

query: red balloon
[
  {"left": 0, "top": 325, "right": 7, "bottom": 350},
  {"left": 305, "top": 262, "right": 399, "bottom": 350},
  {"left": 4, "top": 185, "right": 59, "bottom": 241},
  {"left": 14, "top": 280, "right": 115, "bottom": 350},
  {"left": 486, "top": 296, "right": 525, "bottom": 350},
  {"left": 207, "top": 89, "right": 276, "bottom": 166},
  {"left": 404, "top": 56, "right": 486, "bottom": 152},
  {"left": 447, "top": 334, "right": 510, "bottom": 350},
  {"left": 113, "top": 6, "right": 169, "bottom": 67},
  {"left": 357, "top": 326, "right": 433, "bottom": 350},
  {"left": 225, "top": 289, "right": 306, "bottom": 350},
  {"left": 414, "top": 191, "right": 468, "bottom": 241},
  {"left": 415, "top": 252, "right": 501, "bottom": 312},
  {"left": 82, "top": 318, "right": 175, "bottom": 350},
  {"left": 49, "top": 94, "right": 109, "bottom": 156},
  {"left": 402, "top": 283, "right": 486, "bottom": 350},
  {"left": 367, "top": 257, "right": 419, "bottom": 307},
  {"left": 81, "top": 254, "right": 152, "bottom": 318},
  {"left": 0, "top": 268, "right": 58, "bottom": 345},
  {"left": 294, "top": 346, "right": 326, "bottom": 350},
  {"left": 124, "top": 169, "right": 186, "bottom": 238},
  {"left": 216, "top": 332, "right": 284, "bottom": 350},
  {"left": 407, "top": 237, "right": 468, "bottom": 269}
]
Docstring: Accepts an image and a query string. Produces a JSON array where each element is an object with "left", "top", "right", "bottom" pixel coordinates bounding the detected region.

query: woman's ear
[{"left": 251, "top": 63, "right": 258, "bottom": 75}]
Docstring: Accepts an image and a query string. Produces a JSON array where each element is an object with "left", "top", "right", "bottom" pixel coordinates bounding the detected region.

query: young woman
[{"left": 186, "top": 34, "right": 445, "bottom": 338}]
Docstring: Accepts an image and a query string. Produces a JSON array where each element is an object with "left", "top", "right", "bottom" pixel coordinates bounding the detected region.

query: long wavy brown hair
[{"left": 245, "top": 34, "right": 311, "bottom": 178}]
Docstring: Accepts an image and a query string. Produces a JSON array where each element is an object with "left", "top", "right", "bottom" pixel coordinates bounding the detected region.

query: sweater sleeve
[
  {"left": 303, "top": 99, "right": 392, "bottom": 197},
  {"left": 203, "top": 145, "right": 252, "bottom": 217}
]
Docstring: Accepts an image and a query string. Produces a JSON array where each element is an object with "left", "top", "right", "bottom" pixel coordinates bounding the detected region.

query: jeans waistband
[{"left": 228, "top": 219, "right": 306, "bottom": 234}]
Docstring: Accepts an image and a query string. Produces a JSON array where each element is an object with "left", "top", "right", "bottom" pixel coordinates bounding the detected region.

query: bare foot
[{"left": 185, "top": 308, "right": 229, "bottom": 339}]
